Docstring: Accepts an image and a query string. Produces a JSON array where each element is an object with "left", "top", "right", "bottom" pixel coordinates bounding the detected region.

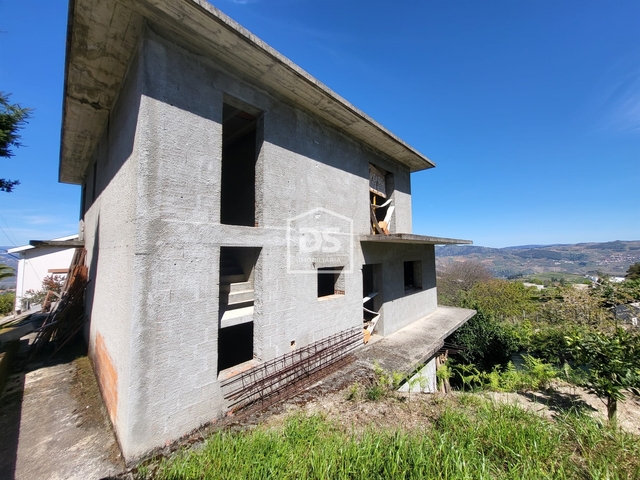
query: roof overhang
[
  {"left": 360, "top": 233, "right": 472, "bottom": 245},
  {"left": 7, "top": 235, "right": 81, "bottom": 254},
  {"left": 60, "top": 0, "right": 436, "bottom": 185}
]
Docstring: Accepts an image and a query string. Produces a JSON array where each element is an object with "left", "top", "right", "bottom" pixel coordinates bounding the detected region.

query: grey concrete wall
[
  {"left": 123, "top": 34, "right": 225, "bottom": 459},
  {"left": 362, "top": 243, "right": 438, "bottom": 336},
  {"left": 82, "top": 26, "right": 433, "bottom": 461},
  {"left": 82, "top": 44, "right": 143, "bottom": 442}
]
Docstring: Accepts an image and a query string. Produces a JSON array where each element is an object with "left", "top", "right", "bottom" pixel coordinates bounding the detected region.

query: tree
[
  {"left": 567, "top": 327, "right": 640, "bottom": 422},
  {"left": 539, "top": 285, "right": 609, "bottom": 327},
  {"left": 0, "top": 263, "right": 14, "bottom": 281},
  {"left": 446, "top": 308, "right": 520, "bottom": 372},
  {"left": 0, "top": 92, "right": 32, "bottom": 192},
  {"left": 592, "top": 277, "right": 640, "bottom": 309},
  {"left": 437, "top": 260, "right": 493, "bottom": 306},
  {"left": 468, "top": 279, "right": 536, "bottom": 321},
  {"left": 626, "top": 262, "right": 640, "bottom": 281}
]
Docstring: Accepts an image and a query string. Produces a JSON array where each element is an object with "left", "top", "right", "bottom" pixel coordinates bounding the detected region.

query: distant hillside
[
  {"left": 0, "top": 247, "right": 19, "bottom": 289},
  {"left": 436, "top": 240, "right": 640, "bottom": 278}
]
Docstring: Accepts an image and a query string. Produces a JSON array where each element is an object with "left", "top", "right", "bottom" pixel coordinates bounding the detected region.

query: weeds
[
  {"left": 138, "top": 399, "right": 640, "bottom": 479},
  {"left": 451, "top": 356, "right": 559, "bottom": 393},
  {"left": 361, "top": 362, "right": 403, "bottom": 401},
  {"left": 344, "top": 383, "right": 359, "bottom": 401}
]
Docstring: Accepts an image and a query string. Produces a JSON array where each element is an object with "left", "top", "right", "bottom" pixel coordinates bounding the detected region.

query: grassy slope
[{"left": 138, "top": 395, "right": 640, "bottom": 480}]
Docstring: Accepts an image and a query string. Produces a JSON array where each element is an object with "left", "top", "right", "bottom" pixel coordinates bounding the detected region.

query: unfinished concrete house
[{"left": 60, "top": 0, "right": 474, "bottom": 461}]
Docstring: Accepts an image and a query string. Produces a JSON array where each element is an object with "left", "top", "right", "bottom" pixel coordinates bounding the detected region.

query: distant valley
[
  {"left": 436, "top": 240, "right": 640, "bottom": 279},
  {"left": 2, "top": 241, "right": 639, "bottom": 290}
]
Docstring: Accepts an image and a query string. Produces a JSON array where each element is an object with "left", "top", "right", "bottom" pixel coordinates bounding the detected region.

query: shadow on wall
[
  {"left": 84, "top": 217, "right": 100, "bottom": 347},
  {"left": 89, "top": 49, "right": 142, "bottom": 206},
  {"left": 362, "top": 243, "right": 437, "bottom": 304}
]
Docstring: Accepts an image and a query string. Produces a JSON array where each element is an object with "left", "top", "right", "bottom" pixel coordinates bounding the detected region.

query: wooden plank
[
  {"left": 362, "top": 292, "right": 378, "bottom": 303},
  {"left": 371, "top": 198, "right": 392, "bottom": 209},
  {"left": 370, "top": 205, "right": 384, "bottom": 235},
  {"left": 366, "top": 314, "right": 381, "bottom": 334}
]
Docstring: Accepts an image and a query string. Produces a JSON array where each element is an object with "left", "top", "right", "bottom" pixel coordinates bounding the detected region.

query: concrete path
[{"left": 0, "top": 338, "right": 124, "bottom": 480}]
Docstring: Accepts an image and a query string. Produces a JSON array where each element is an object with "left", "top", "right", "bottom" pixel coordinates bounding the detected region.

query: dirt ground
[
  {"left": 256, "top": 377, "right": 640, "bottom": 437},
  {"left": 484, "top": 381, "right": 640, "bottom": 435}
]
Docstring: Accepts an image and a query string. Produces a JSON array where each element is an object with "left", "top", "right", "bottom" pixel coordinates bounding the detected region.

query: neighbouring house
[
  {"left": 7, "top": 235, "right": 80, "bottom": 313},
  {"left": 60, "top": 0, "right": 474, "bottom": 461}
]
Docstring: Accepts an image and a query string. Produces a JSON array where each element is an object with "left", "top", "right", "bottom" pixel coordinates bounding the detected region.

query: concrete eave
[
  {"left": 28, "top": 240, "right": 84, "bottom": 248},
  {"left": 358, "top": 306, "right": 476, "bottom": 374},
  {"left": 60, "top": 0, "right": 435, "bottom": 185},
  {"left": 8, "top": 235, "right": 80, "bottom": 253},
  {"left": 360, "top": 233, "right": 473, "bottom": 245}
]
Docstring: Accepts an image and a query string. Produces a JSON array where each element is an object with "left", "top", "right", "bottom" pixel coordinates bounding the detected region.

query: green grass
[{"left": 136, "top": 399, "right": 640, "bottom": 480}]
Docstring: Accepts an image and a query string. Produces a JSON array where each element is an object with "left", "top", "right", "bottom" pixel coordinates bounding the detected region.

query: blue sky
[{"left": 0, "top": 0, "right": 638, "bottom": 248}]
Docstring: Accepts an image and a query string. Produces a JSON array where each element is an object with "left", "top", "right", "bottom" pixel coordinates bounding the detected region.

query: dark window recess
[
  {"left": 404, "top": 261, "right": 422, "bottom": 292},
  {"left": 218, "top": 322, "right": 253, "bottom": 372},
  {"left": 221, "top": 102, "right": 262, "bottom": 226},
  {"left": 318, "top": 266, "right": 345, "bottom": 298},
  {"left": 218, "top": 246, "right": 259, "bottom": 372},
  {"left": 362, "top": 263, "right": 382, "bottom": 320}
]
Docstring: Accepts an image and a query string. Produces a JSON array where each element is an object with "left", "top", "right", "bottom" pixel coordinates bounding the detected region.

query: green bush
[
  {"left": 447, "top": 309, "right": 520, "bottom": 372},
  {"left": 450, "top": 356, "right": 558, "bottom": 392},
  {"left": 0, "top": 292, "right": 15, "bottom": 316},
  {"left": 526, "top": 325, "right": 582, "bottom": 366}
]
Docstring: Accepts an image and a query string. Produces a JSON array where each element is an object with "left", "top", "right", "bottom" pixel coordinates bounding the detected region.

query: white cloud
[
  {"left": 587, "top": 57, "right": 640, "bottom": 134},
  {"left": 24, "top": 215, "right": 58, "bottom": 225}
]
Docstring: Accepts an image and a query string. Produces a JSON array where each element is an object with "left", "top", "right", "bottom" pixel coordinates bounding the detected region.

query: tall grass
[{"left": 137, "top": 399, "right": 639, "bottom": 479}]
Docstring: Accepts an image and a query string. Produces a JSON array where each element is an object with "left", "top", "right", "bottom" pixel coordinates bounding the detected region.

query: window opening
[
  {"left": 369, "top": 164, "right": 394, "bottom": 234},
  {"left": 404, "top": 260, "right": 423, "bottom": 292},
  {"left": 318, "top": 266, "right": 345, "bottom": 298},
  {"left": 218, "top": 323, "right": 253, "bottom": 372},
  {"left": 363, "top": 263, "right": 383, "bottom": 340},
  {"left": 218, "top": 246, "right": 260, "bottom": 372},
  {"left": 221, "top": 101, "right": 262, "bottom": 226}
]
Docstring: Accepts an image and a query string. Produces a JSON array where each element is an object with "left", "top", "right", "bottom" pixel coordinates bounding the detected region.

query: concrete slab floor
[
  {"left": 358, "top": 305, "right": 476, "bottom": 374},
  {"left": 0, "top": 337, "right": 125, "bottom": 480}
]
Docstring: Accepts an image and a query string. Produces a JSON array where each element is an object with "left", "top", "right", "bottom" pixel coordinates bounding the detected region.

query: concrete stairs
[{"left": 219, "top": 256, "right": 254, "bottom": 325}]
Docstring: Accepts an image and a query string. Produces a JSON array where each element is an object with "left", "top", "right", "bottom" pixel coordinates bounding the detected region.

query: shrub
[
  {"left": 526, "top": 325, "right": 581, "bottom": 365},
  {"left": 450, "top": 356, "right": 558, "bottom": 392},
  {"left": 567, "top": 327, "right": 640, "bottom": 422},
  {"left": 0, "top": 292, "right": 15, "bottom": 315},
  {"left": 447, "top": 309, "right": 519, "bottom": 372}
]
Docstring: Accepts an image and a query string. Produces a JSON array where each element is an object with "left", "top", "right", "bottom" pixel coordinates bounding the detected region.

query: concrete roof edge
[
  {"left": 186, "top": 0, "right": 436, "bottom": 171},
  {"left": 360, "top": 233, "right": 473, "bottom": 245},
  {"left": 59, "top": 0, "right": 435, "bottom": 183},
  {"left": 58, "top": 0, "right": 77, "bottom": 184},
  {"left": 7, "top": 235, "right": 80, "bottom": 253}
]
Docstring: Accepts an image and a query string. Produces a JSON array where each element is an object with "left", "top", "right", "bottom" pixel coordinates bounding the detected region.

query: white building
[{"left": 7, "top": 235, "right": 79, "bottom": 313}]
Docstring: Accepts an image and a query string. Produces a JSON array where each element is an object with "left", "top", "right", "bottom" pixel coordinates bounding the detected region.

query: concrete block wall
[
  {"left": 124, "top": 35, "right": 225, "bottom": 458},
  {"left": 361, "top": 243, "right": 438, "bottom": 336},
  {"left": 82, "top": 45, "right": 143, "bottom": 437},
  {"left": 81, "top": 26, "right": 435, "bottom": 461}
]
